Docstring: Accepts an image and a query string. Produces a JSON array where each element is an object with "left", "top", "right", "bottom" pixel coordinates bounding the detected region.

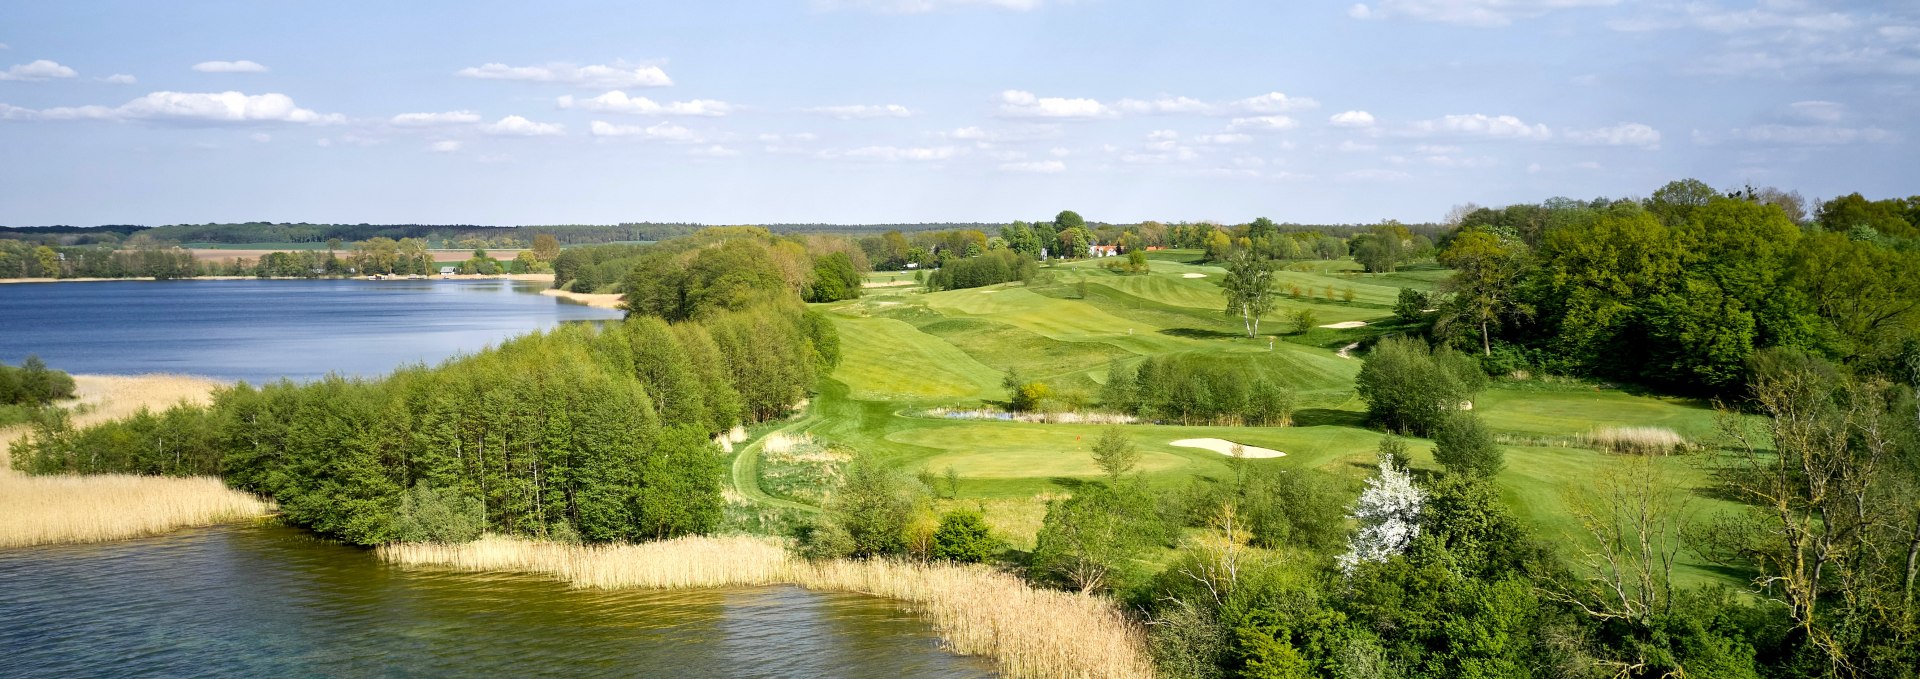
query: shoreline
[
  {"left": 381, "top": 535, "right": 1154, "bottom": 679},
  {"left": 0, "top": 273, "right": 555, "bottom": 285},
  {"left": 540, "top": 287, "right": 624, "bottom": 309},
  {"left": 2, "top": 374, "right": 272, "bottom": 548}
]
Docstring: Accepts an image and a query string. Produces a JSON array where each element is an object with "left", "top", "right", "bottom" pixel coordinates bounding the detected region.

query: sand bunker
[
  {"left": 1318, "top": 320, "right": 1367, "bottom": 329},
  {"left": 1170, "top": 438, "right": 1285, "bottom": 458},
  {"left": 1182, "top": 273, "right": 1206, "bottom": 278}
]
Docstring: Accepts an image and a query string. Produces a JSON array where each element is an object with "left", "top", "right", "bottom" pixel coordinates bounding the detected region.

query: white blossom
[{"left": 1337, "top": 453, "right": 1425, "bottom": 575}]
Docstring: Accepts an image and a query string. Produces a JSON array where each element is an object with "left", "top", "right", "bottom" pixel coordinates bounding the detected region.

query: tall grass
[
  {"left": 1585, "top": 426, "right": 1687, "bottom": 455},
  {"left": 380, "top": 535, "right": 1154, "bottom": 678},
  {"left": 0, "top": 373, "right": 270, "bottom": 548},
  {"left": 0, "top": 474, "right": 272, "bottom": 547}
]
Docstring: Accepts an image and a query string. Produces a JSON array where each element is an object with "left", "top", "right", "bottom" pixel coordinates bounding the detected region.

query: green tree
[
  {"left": 824, "top": 455, "right": 922, "bottom": 558},
  {"left": 1355, "top": 336, "right": 1481, "bottom": 436},
  {"left": 1437, "top": 226, "right": 1529, "bottom": 356},
  {"left": 1432, "top": 412, "right": 1503, "bottom": 478},
  {"left": 1090, "top": 425, "right": 1140, "bottom": 481},
  {"left": 531, "top": 233, "right": 561, "bottom": 262},
  {"left": 1394, "top": 288, "right": 1429, "bottom": 324},
  {"left": 1031, "top": 483, "right": 1166, "bottom": 593},
  {"left": 1222, "top": 251, "right": 1278, "bottom": 338}
]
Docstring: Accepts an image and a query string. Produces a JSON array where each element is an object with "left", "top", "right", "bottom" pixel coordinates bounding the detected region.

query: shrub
[
  {"left": 390, "top": 484, "right": 486, "bottom": 543},
  {"left": 1433, "top": 411, "right": 1503, "bottom": 478},
  {"left": 1354, "top": 336, "right": 1483, "bottom": 436},
  {"left": 930, "top": 509, "right": 998, "bottom": 563}
]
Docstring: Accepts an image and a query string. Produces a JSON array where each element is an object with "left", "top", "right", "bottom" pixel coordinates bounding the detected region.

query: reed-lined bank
[
  {"left": 380, "top": 535, "right": 1154, "bottom": 679},
  {"left": 0, "top": 374, "right": 272, "bottom": 547}
]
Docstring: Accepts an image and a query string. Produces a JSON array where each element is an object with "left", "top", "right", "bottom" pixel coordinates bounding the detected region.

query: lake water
[
  {"left": 0, "top": 526, "right": 994, "bottom": 678},
  {"left": 0, "top": 279, "right": 625, "bottom": 382}
]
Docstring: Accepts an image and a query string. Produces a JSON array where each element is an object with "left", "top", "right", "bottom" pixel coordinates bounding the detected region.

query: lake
[
  {"left": 0, "top": 279, "right": 625, "bottom": 382},
  {"left": 0, "top": 525, "right": 993, "bottom": 678}
]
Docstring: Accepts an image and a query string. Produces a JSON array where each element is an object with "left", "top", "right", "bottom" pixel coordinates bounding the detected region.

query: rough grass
[
  {"left": 381, "top": 535, "right": 1153, "bottom": 679},
  {"left": 1586, "top": 426, "right": 1688, "bottom": 455},
  {"left": 0, "top": 374, "right": 271, "bottom": 548}
]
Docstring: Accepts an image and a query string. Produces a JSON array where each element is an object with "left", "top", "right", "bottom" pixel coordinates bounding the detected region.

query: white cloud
[
  {"left": 1413, "top": 144, "right": 1461, "bottom": 154},
  {"left": 589, "top": 120, "right": 701, "bottom": 142},
  {"left": 1785, "top": 100, "right": 1844, "bottom": 123},
  {"left": 803, "top": 103, "right": 912, "bottom": 119},
  {"left": 1117, "top": 96, "right": 1212, "bottom": 115},
  {"left": 249, "top": 132, "right": 272, "bottom": 143},
  {"left": 1000, "top": 159, "right": 1065, "bottom": 173},
  {"left": 823, "top": 145, "right": 961, "bottom": 161},
  {"left": 996, "top": 89, "right": 1114, "bottom": 119},
  {"left": 1608, "top": 3, "right": 1919, "bottom": 78},
  {"left": 456, "top": 62, "right": 672, "bottom": 88},
  {"left": 1408, "top": 113, "right": 1552, "bottom": 140},
  {"left": 758, "top": 132, "right": 818, "bottom": 143},
  {"left": 557, "top": 91, "right": 732, "bottom": 116},
  {"left": 1336, "top": 140, "right": 1378, "bottom": 152},
  {"left": 1328, "top": 110, "right": 1375, "bottom": 128},
  {"left": 0, "top": 60, "right": 78, "bottom": 81},
  {"left": 5, "top": 91, "right": 341, "bottom": 124},
  {"left": 1229, "top": 115, "right": 1298, "bottom": 131},
  {"left": 1195, "top": 133, "right": 1251, "bottom": 144},
  {"left": 1350, "top": 0, "right": 1619, "bottom": 27},
  {"left": 689, "top": 144, "right": 741, "bottom": 157},
  {"left": 482, "top": 115, "right": 564, "bottom": 136},
  {"left": 1340, "top": 168, "right": 1411, "bottom": 181},
  {"left": 814, "top": 0, "right": 1048, "bottom": 13},
  {"left": 1563, "top": 122, "right": 1661, "bottom": 148},
  {"left": 99, "top": 73, "right": 137, "bottom": 85},
  {"left": 1233, "top": 92, "right": 1319, "bottom": 113},
  {"left": 390, "top": 110, "right": 483, "bottom": 126},
  {"left": 1699, "top": 124, "right": 1895, "bottom": 146},
  {"left": 431, "top": 140, "right": 463, "bottom": 153},
  {"left": 1049, "top": 146, "right": 1070, "bottom": 157},
  {"left": 192, "top": 60, "right": 268, "bottom": 73},
  {"left": 0, "top": 44, "right": 8, "bottom": 50}
]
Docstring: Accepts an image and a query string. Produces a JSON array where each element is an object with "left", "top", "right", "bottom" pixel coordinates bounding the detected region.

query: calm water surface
[
  {"left": 0, "top": 279, "right": 624, "bottom": 382},
  {"left": 0, "top": 525, "right": 995, "bottom": 678}
]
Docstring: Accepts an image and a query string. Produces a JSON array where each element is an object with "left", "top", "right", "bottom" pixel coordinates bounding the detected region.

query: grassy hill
[{"left": 736, "top": 252, "right": 1748, "bottom": 587}]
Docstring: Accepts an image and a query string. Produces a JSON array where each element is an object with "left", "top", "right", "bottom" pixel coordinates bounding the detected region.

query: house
[
  {"left": 439, "top": 266, "right": 457, "bottom": 278},
  {"left": 1088, "top": 244, "right": 1120, "bottom": 258}
]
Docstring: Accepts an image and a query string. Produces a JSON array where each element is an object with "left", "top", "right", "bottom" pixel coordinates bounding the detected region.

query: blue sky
[{"left": 1, "top": 0, "right": 1913, "bottom": 226}]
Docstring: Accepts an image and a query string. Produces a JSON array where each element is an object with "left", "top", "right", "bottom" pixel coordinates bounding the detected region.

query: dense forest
[{"left": 11, "top": 229, "right": 841, "bottom": 545}]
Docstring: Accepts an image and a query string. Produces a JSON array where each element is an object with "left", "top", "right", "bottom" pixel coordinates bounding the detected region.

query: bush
[
  {"left": 0, "top": 356, "right": 76, "bottom": 406},
  {"left": 390, "top": 485, "right": 486, "bottom": 543},
  {"left": 1354, "top": 336, "right": 1484, "bottom": 436},
  {"left": 1433, "top": 411, "right": 1503, "bottom": 478},
  {"left": 930, "top": 509, "right": 998, "bottom": 563}
]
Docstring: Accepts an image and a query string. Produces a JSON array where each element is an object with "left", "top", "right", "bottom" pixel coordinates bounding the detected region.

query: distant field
[{"left": 736, "top": 255, "right": 1750, "bottom": 586}]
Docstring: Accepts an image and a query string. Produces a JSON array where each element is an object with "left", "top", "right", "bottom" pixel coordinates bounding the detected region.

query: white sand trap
[
  {"left": 1319, "top": 320, "right": 1367, "bottom": 329},
  {"left": 1182, "top": 273, "right": 1207, "bottom": 278},
  {"left": 1171, "top": 438, "right": 1285, "bottom": 458}
]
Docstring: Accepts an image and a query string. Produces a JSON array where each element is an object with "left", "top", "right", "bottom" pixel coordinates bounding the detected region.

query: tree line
[
  {"left": 1425, "top": 180, "right": 1920, "bottom": 395},
  {"left": 13, "top": 232, "right": 840, "bottom": 546}
]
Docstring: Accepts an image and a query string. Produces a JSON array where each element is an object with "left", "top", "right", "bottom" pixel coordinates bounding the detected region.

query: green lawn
[{"left": 735, "top": 256, "right": 1751, "bottom": 586}]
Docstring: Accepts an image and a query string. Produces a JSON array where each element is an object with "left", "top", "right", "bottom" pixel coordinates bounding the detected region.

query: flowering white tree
[{"left": 1337, "top": 453, "right": 1426, "bottom": 575}]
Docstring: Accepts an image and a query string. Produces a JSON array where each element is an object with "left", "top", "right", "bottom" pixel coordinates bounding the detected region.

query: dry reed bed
[
  {"left": 1585, "top": 426, "right": 1688, "bottom": 455},
  {"left": 0, "top": 474, "right": 273, "bottom": 548},
  {"left": 0, "top": 373, "right": 272, "bottom": 548},
  {"left": 380, "top": 535, "right": 1154, "bottom": 679}
]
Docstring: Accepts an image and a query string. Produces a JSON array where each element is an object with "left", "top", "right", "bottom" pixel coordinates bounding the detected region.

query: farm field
[{"left": 745, "top": 252, "right": 1751, "bottom": 587}]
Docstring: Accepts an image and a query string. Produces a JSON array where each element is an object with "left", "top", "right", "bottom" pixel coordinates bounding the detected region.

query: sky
[{"left": 1, "top": 0, "right": 1914, "bottom": 226}]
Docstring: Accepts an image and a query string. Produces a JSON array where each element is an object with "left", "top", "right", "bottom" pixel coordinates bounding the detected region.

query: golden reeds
[
  {"left": 0, "top": 373, "right": 269, "bottom": 548},
  {"left": 0, "top": 473, "right": 272, "bottom": 548},
  {"left": 379, "top": 535, "right": 1155, "bottom": 679},
  {"left": 1586, "top": 426, "right": 1687, "bottom": 455}
]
